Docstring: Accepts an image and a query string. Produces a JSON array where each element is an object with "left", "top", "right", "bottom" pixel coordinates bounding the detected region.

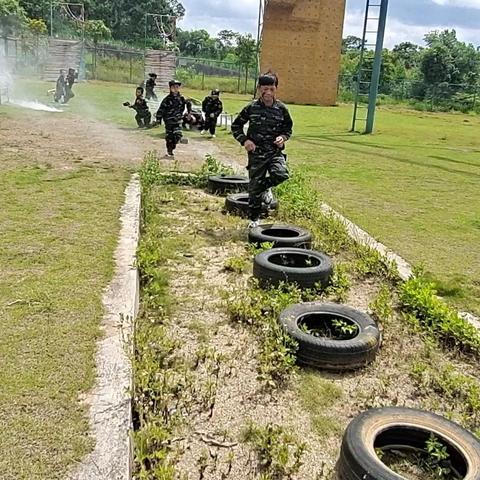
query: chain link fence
[{"left": 339, "top": 74, "right": 480, "bottom": 113}]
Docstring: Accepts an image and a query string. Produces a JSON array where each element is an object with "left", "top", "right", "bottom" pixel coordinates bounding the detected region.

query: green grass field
[{"left": 12, "top": 79, "right": 480, "bottom": 317}]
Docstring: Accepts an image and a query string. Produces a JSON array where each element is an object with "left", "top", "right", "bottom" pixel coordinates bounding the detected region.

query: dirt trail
[{"left": 0, "top": 111, "right": 243, "bottom": 172}]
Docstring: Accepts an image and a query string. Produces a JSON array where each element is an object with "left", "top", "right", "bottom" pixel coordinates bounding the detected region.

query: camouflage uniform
[
  {"left": 156, "top": 93, "right": 186, "bottom": 154},
  {"left": 232, "top": 98, "right": 293, "bottom": 220},
  {"left": 202, "top": 95, "right": 223, "bottom": 135},
  {"left": 131, "top": 97, "right": 151, "bottom": 127},
  {"left": 145, "top": 77, "right": 158, "bottom": 101}
]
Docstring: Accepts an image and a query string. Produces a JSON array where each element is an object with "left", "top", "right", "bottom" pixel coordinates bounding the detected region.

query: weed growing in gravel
[
  {"left": 224, "top": 255, "right": 249, "bottom": 274},
  {"left": 369, "top": 284, "right": 394, "bottom": 324},
  {"left": 243, "top": 422, "right": 307, "bottom": 479},
  {"left": 400, "top": 274, "right": 480, "bottom": 355},
  {"left": 323, "top": 263, "right": 352, "bottom": 302}
]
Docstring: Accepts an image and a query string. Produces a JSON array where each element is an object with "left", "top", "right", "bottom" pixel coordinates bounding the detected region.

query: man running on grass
[{"left": 231, "top": 73, "right": 293, "bottom": 228}]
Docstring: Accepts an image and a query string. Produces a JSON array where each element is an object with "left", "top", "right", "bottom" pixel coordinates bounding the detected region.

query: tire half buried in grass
[
  {"left": 253, "top": 248, "right": 333, "bottom": 289},
  {"left": 337, "top": 407, "right": 480, "bottom": 480},
  {"left": 248, "top": 224, "right": 312, "bottom": 249},
  {"left": 207, "top": 175, "right": 249, "bottom": 195},
  {"left": 224, "top": 193, "right": 278, "bottom": 218},
  {"left": 279, "top": 303, "right": 380, "bottom": 370}
]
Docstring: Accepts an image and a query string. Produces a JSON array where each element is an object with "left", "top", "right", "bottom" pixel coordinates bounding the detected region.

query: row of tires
[{"left": 206, "top": 174, "right": 480, "bottom": 479}]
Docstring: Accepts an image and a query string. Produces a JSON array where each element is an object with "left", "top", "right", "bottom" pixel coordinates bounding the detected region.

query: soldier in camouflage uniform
[
  {"left": 156, "top": 79, "right": 186, "bottom": 157},
  {"left": 201, "top": 89, "right": 223, "bottom": 137},
  {"left": 123, "top": 86, "right": 151, "bottom": 128},
  {"left": 232, "top": 74, "right": 293, "bottom": 227}
]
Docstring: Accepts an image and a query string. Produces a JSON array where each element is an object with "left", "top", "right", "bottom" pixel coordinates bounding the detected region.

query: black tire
[
  {"left": 224, "top": 193, "right": 278, "bottom": 218},
  {"left": 248, "top": 224, "right": 312, "bottom": 249},
  {"left": 338, "top": 407, "right": 480, "bottom": 480},
  {"left": 279, "top": 303, "right": 380, "bottom": 370},
  {"left": 253, "top": 248, "right": 332, "bottom": 289},
  {"left": 207, "top": 175, "right": 249, "bottom": 195}
]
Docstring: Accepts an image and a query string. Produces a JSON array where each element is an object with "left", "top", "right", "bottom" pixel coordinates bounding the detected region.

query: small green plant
[
  {"left": 243, "top": 422, "right": 307, "bottom": 479},
  {"left": 425, "top": 434, "right": 452, "bottom": 478},
  {"left": 224, "top": 255, "right": 249, "bottom": 274},
  {"left": 299, "top": 317, "right": 358, "bottom": 340},
  {"left": 323, "top": 263, "right": 352, "bottom": 302},
  {"left": 369, "top": 284, "right": 394, "bottom": 324}
]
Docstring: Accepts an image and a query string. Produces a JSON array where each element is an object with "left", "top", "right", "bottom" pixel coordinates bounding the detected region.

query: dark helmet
[
  {"left": 211, "top": 89, "right": 220, "bottom": 96},
  {"left": 149, "top": 72, "right": 157, "bottom": 78},
  {"left": 169, "top": 79, "right": 182, "bottom": 87}
]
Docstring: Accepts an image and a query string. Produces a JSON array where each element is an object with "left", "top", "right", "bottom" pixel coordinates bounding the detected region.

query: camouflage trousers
[
  {"left": 165, "top": 122, "right": 183, "bottom": 153},
  {"left": 135, "top": 111, "right": 151, "bottom": 127},
  {"left": 247, "top": 150, "right": 289, "bottom": 220}
]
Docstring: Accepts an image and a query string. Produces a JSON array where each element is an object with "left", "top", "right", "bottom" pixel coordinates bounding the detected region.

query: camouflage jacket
[
  {"left": 202, "top": 96, "right": 223, "bottom": 117},
  {"left": 231, "top": 99, "right": 293, "bottom": 153},
  {"left": 145, "top": 78, "right": 156, "bottom": 92},
  {"left": 156, "top": 93, "right": 186, "bottom": 124},
  {"left": 131, "top": 97, "right": 149, "bottom": 113}
]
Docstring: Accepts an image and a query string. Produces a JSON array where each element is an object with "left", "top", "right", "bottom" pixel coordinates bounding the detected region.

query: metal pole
[
  {"left": 365, "top": 0, "right": 389, "bottom": 134},
  {"left": 253, "top": 0, "right": 264, "bottom": 98},
  {"left": 50, "top": 2, "right": 54, "bottom": 37}
]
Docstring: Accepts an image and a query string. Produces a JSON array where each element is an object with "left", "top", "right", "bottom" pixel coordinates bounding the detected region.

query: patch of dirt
[{"left": 0, "top": 112, "right": 244, "bottom": 173}]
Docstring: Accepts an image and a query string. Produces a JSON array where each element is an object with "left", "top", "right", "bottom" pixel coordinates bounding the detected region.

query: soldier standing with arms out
[
  {"left": 201, "top": 89, "right": 223, "bottom": 138},
  {"left": 156, "top": 79, "right": 186, "bottom": 157},
  {"left": 231, "top": 73, "right": 293, "bottom": 228}
]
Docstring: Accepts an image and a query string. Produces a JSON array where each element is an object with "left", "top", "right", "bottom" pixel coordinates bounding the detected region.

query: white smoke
[
  {"left": 10, "top": 100, "right": 63, "bottom": 112},
  {"left": 0, "top": 53, "right": 63, "bottom": 113}
]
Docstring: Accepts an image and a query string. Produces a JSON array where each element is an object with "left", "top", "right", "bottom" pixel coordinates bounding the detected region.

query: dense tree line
[{"left": 342, "top": 30, "right": 480, "bottom": 91}]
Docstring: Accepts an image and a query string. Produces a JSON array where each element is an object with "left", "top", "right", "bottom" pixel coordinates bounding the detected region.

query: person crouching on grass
[
  {"left": 123, "top": 86, "right": 151, "bottom": 128},
  {"left": 156, "top": 79, "right": 186, "bottom": 158},
  {"left": 231, "top": 73, "right": 293, "bottom": 228}
]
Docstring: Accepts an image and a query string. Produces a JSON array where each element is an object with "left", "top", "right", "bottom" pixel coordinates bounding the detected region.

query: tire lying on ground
[
  {"left": 248, "top": 224, "right": 312, "bottom": 249},
  {"left": 253, "top": 248, "right": 332, "bottom": 289},
  {"left": 337, "top": 407, "right": 480, "bottom": 480},
  {"left": 207, "top": 175, "right": 249, "bottom": 195},
  {"left": 279, "top": 302, "right": 380, "bottom": 370},
  {"left": 224, "top": 193, "right": 278, "bottom": 218}
]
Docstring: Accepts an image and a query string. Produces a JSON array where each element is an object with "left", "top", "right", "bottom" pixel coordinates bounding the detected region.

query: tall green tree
[
  {"left": 421, "top": 29, "right": 480, "bottom": 86},
  {"left": 0, "top": 0, "right": 25, "bottom": 36},
  {"left": 235, "top": 33, "right": 256, "bottom": 92}
]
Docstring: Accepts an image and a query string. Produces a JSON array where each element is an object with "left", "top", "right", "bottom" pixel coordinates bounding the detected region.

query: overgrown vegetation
[
  {"left": 139, "top": 151, "right": 234, "bottom": 190},
  {"left": 400, "top": 274, "right": 480, "bottom": 355},
  {"left": 225, "top": 281, "right": 302, "bottom": 387},
  {"left": 412, "top": 360, "right": 480, "bottom": 432}
]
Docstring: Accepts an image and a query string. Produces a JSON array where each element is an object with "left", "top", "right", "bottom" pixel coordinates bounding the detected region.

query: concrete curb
[
  {"left": 69, "top": 174, "right": 141, "bottom": 480},
  {"left": 320, "top": 202, "right": 480, "bottom": 330}
]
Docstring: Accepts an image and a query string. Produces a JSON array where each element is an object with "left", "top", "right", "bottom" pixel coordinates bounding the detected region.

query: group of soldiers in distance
[
  {"left": 125, "top": 71, "right": 293, "bottom": 229},
  {"left": 123, "top": 73, "right": 223, "bottom": 157},
  {"left": 54, "top": 68, "right": 78, "bottom": 104}
]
